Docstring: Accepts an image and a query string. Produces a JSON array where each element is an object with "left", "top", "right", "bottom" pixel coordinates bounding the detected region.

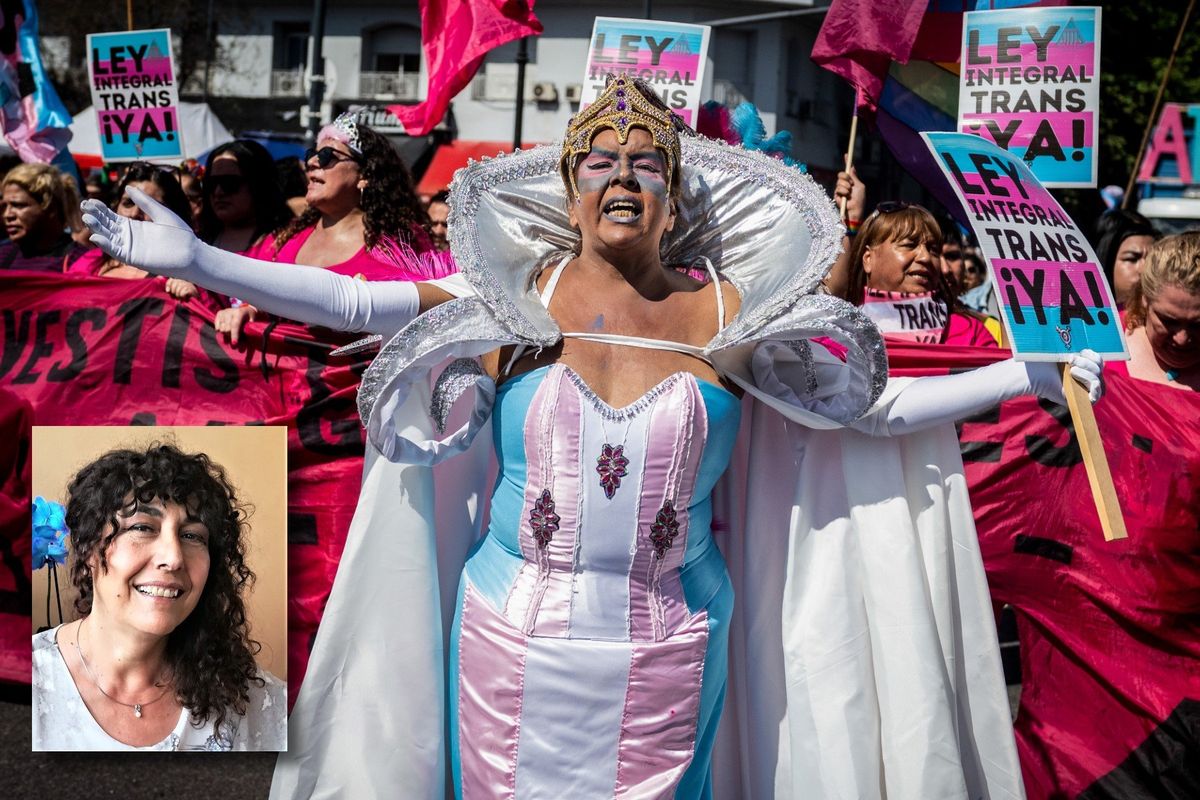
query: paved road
[{"left": 0, "top": 684, "right": 275, "bottom": 800}]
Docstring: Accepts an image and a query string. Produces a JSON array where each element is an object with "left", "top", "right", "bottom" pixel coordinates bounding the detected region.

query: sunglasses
[
  {"left": 305, "top": 146, "right": 361, "bottom": 169},
  {"left": 206, "top": 175, "right": 246, "bottom": 195},
  {"left": 867, "top": 200, "right": 914, "bottom": 220}
]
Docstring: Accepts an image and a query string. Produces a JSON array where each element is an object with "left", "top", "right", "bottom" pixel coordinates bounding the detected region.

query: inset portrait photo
[{"left": 30, "top": 426, "right": 287, "bottom": 752}]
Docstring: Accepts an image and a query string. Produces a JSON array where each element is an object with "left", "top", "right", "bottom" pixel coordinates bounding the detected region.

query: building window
[
  {"left": 274, "top": 22, "right": 310, "bottom": 71},
  {"left": 373, "top": 53, "right": 421, "bottom": 73}
]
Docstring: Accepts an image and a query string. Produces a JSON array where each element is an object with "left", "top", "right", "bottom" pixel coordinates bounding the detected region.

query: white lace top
[{"left": 32, "top": 627, "right": 287, "bottom": 751}]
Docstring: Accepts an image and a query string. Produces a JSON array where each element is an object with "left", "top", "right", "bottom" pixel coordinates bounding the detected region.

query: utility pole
[
  {"left": 513, "top": 37, "right": 529, "bottom": 151},
  {"left": 305, "top": 0, "right": 329, "bottom": 143},
  {"left": 202, "top": 0, "right": 214, "bottom": 102}
]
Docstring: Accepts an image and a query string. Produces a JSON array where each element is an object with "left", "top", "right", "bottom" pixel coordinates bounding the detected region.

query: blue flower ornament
[{"left": 32, "top": 497, "right": 69, "bottom": 569}]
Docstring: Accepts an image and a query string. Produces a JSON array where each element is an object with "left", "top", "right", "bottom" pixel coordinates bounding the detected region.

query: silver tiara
[{"left": 329, "top": 112, "right": 363, "bottom": 153}]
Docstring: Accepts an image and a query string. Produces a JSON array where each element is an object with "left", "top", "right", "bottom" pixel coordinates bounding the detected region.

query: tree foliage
[
  {"left": 1095, "top": 0, "right": 1200, "bottom": 190},
  {"left": 38, "top": 0, "right": 234, "bottom": 114}
]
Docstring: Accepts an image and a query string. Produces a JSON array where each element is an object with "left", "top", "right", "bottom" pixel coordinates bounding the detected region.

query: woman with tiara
[{"left": 83, "top": 77, "right": 1100, "bottom": 798}]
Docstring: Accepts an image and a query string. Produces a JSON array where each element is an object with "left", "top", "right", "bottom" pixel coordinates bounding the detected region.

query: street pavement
[{"left": 0, "top": 684, "right": 275, "bottom": 800}]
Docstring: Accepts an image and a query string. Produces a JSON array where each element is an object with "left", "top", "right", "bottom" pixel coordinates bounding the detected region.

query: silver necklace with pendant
[{"left": 73, "top": 620, "right": 171, "bottom": 718}]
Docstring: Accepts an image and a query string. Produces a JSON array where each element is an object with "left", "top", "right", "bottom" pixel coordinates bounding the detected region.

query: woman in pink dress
[{"left": 215, "top": 117, "right": 449, "bottom": 345}]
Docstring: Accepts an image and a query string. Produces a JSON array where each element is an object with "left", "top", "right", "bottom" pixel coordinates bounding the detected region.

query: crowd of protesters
[
  {"left": 0, "top": 117, "right": 456, "bottom": 346},
  {"left": 0, "top": 117, "right": 1194, "bottom": 394}
]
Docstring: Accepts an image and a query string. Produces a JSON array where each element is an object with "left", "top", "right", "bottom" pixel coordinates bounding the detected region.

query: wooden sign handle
[{"left": 1061, "top": 364, "right": 1128, "bottom": 541}]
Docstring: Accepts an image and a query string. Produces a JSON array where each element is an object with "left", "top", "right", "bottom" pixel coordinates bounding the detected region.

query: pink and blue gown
[{"left": 447, "top": 352, "right": 741, "bottom": 798}]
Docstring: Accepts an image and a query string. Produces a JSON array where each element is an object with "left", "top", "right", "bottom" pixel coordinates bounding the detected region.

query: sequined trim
[
  {"left": 561, "top": 366, "right": 684, "bottom": 423},
  {"left": 329, "top": 333, "right": 383, "bottom": 357},
  {"left": 675, "top": 137, "right": 846, "bottom": 351},
  {"left": 430, "top": 358, "right": 485, "bottom": 434},
  {"left": 369, "top": 137, "right": 887, "bottom": 429},
  {"left": 447, "top": 145, "right": 564, "bottom": 346},
  {"left": 785, "top": 340, "right": 820, "bottom": 397},
  {"left": 357, "top": 297, "right": 511, "bottom": 431}
]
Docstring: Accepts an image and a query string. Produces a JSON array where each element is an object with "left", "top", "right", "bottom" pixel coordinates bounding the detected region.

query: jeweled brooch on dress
[
  {"left": 596, "top": 444, "right": 630, "bottom": 499},
  {"left": 649, "top": 500, "right": 680, "bottom": 559},
  {"left": 530, "top": 489, "right": 561, "bottom": 549}
]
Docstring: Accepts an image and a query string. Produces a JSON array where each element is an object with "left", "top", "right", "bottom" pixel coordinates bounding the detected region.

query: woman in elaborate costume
[{"left": 83, "top": 78, "right": 1101, "bottom": 798}]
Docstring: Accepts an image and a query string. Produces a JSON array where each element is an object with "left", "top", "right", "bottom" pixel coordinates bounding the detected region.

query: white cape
[
  {"left": 272, "top": 382, "right": 1023, "bottom": 799},
  {"left": 271, "top": 136, "right": 1022, "bottom": 799}
]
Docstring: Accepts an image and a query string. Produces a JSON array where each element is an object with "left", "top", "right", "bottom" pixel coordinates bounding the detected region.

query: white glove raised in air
[
  {"left": 82, "top": 186, "right": 198, "bottom": 274},
  {"left": 80, "top": 188, "right": 424, "bottom": 337},
  {"left": 856, "top": 349, "right": 1105, "bottom": 437}
]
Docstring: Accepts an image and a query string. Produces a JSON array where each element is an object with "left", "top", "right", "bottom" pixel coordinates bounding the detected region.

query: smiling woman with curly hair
[{"left": 32, "top": 443, "right": 286, "bottom": 751}]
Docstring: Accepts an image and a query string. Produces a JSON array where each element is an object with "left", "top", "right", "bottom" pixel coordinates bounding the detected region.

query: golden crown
[{"left": 560, "top": 75, "right": 683, "bottom": 200}]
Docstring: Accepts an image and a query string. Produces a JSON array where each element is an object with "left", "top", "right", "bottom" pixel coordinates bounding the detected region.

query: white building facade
[{"left": 185, "top": 0, "right": 850, "bottom": 177}]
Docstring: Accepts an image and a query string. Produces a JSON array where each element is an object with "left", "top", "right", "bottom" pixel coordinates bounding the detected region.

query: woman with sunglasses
[
  {"left": 213, "top": 115, "right": 450, "bottom": 345},
  {"left": 845, "top": 201, "right": 999, "bottom": 347},
  {"left": 200, "top": 141, "right": 293, "bottom": 254}
]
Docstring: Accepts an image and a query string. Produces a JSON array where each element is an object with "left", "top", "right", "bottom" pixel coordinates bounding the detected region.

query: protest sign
[
  {"left": 861, "top": 289, "right": 949, "bottom": 344},
  {"left": 581, "top": 17, "right": 710, "bottom": 126},
  {"left": 925, "top": 130, "right": 1129, "bottom": 540},
  {"left": 958, "top": 7, "right": 1100, "bottom": 187},
  {"left": 1137, "top": 102, "right": 1199, "bottom": 185},
  {"left": 86, "top": 28, "right": 184, "bottom": 162},
  {"left": 923, "top": 131, "right": 1125, "bottom": 360}
]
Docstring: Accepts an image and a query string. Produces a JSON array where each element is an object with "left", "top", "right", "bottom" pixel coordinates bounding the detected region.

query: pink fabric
[
  {"left": 628, "top": 377, "right": 705, "bottom": 643},
  {"left": 65, "top": 248, "right": 105, "bottom": 276},
  {"left": 509, "top": 367, "right": 582, "bottom": 637},
  {"left": 613, "top": 609, "right": 710, "bottom": 798},
  {"left": 257, "top": 227, "right": 428, "bottom": 281},
  {"left": 458, "top": 582, "right": 525, "bottom": 799},
  {"left": 811, "top": 0, "right": 928, "bottom": 112},
  {"left": 387, "top": 0, "right": 543, "bottom": 137},
  {"left": 942, "top": 312, "right": 998, "bottom": 348}
]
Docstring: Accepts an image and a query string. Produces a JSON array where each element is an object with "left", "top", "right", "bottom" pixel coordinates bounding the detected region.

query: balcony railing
[
  {"left": 358, "top": 71, "right": 420, "bottom": 101},
  {"left": 271, "top": 69, "right": 306, "bottom": 98}
]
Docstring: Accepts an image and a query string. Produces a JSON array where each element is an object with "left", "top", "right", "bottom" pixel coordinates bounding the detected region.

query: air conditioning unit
[
  {"left": 564, "top": 84, "right": 583, "bottom": 104},
  {"left": 530, "top": 81, "right": 558, "bottom": 103}
]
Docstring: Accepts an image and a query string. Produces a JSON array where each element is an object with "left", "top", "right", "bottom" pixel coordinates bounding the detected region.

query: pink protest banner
[
  {"left": 86, "top": 28, "right": 184, "bottom": 162},
  {"left": 581, "top": 17, "right": 710, "bottom": 126},
  {"left": 958, "top": 7, "right": 1100, "bottom": 187}
]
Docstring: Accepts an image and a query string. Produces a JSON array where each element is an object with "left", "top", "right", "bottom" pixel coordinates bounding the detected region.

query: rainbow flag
[
  {"left": 0, "top": 0, "right": 73, "bottom": 164},
  {"left": 816, "top": 1, "right": 1069, "bottom": 217}
]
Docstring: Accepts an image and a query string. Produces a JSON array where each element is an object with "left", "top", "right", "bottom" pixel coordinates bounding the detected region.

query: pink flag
[
  {"left": 811, "top": 0, "right": 927, "bottom": 114},
  {"left": 388, "top": 0, "right": 543, "bottom": 137}
]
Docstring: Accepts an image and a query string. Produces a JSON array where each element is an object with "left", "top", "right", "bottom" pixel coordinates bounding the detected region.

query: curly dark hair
[
  {"left": 200, "top": 140, "right": 294, "bottom": 246},
  {"left": 273, "top": 123, "right": 431, "bottom": 253},
  {"left": 65, "top": 443, "right": 262, "bottom": 733}
]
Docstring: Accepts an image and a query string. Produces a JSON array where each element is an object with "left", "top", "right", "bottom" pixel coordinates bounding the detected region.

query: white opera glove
[
  {"left": 82, "top": 187, "right": 421, "bottom": 336},
  {"left": 83, "top": 186, "right": 197, "bottom": 272},
  {"left": 854, "top": 349, "right": 1104, "bottom": 437}
]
